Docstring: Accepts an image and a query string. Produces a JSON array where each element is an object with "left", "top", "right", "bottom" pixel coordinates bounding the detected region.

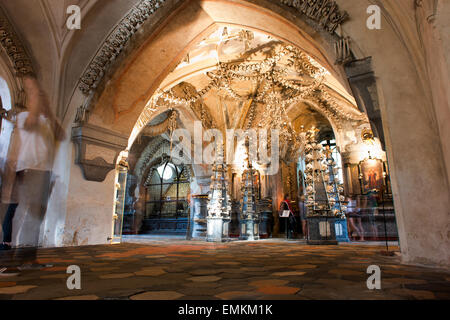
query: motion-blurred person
[
  {"left": 345, "top": 195, "right": 364, "bottom": 241},
  {"left": 298, "top": 194, "right": 308, "bottom": 239},
  {"left": 0, "top": 76, "right": 64, "bottom": 275},
  {"left": 280, "top": 194, "right": 296, "bottom": 239},
  {"left": 366, "top": 191, "right": 379, "bottom": 239},
  {"left": 355, "top": 195, "right": 367, "bottom": 241}
]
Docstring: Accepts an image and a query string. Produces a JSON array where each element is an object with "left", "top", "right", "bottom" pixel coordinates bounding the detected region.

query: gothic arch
[
  {"left": 60, "top": 0, "right": 450, "bottom": 267},
  {"left": 70, "top": 0, "right": 355, "bottom": 182},
  {"left": 76, "top": 0, "right": 346, "bottom": 98},
  {"left": 73, "top": 0, "right": 350, "bottom": 134}
]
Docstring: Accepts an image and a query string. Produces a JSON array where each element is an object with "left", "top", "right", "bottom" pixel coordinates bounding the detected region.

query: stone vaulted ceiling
[{"left": 147, "top": 26, "right": 364, "bottom": 135}]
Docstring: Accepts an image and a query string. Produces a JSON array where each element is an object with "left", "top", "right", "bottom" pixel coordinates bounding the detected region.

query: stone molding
[
  {"left": 415, "top": 0, "right": 438, "bottom": 23},
  {"left": 72, "top": 123, "right": 128, "bottom": 182},
  {"left": 0, "top": 7, "right": 34, "bottom": 76}
]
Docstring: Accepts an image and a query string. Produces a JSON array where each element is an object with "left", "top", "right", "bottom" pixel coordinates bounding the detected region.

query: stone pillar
[
  {"left": 340, "top": 151, "right": 356, "bottom": 196},
  {"left": 189, "top": 194, "right": 208, "bottom": 240},
  {"left": 271, "top": 164, "right": 283, "bottom": 236},
  {"left": 260, "top": 170, "right": 271, "bottom": 199},
  {"left": 257, "top": 198, "right": 273, "bottom": 239},
  {"left": 345, "top": 57, "right": 386, "bottom": 150},
  {"left": 228, "top": 201, "right": 240, "bottom": 238},
  {"left": 258, "top": 164, "right": 279, "bottom": 236},
  {"left": 48, "top": 122, "right": 129, "bottom": 247}
]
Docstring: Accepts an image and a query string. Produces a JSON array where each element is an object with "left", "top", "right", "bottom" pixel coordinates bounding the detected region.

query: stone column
[
  {"left": 257, "top": 198, "right": 273, "bottom": 239},
  {"left": 259, "top": 166, "right": 272, "bottom": 199},
  {"left": 230, "top": 169, "right": 241, "bottom": 237},
  {"left": 271, "top": 166, "right": 283, "bottom": 236},
  {"left": 340, "top": 151, "right": 355, "bottom": 196},
  {"left": 257, "top": 164, "right": 276, "bottom": 237},
  {"left": 345, "top": 57, "right": 385, "bottom": 150},
  {"left": 189, "top": 194, "right": 208, "bottom": 240},
  {"left": 133, "top": 186, "right": 146, "bottom": 234}
]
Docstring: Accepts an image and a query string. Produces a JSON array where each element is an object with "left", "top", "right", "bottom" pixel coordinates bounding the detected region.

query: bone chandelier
[
  {"left": 155, "top": 44, "right": 325, "bottom": 106},
  {"left": 151, "top": 43, "right": 329, "bottom": 149}
]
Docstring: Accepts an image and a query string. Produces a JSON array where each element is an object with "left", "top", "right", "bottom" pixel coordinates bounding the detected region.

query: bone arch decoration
[
  {"left": 135, "top": 137, "right": 171, "bottom": 179},
  {"left": 76, "top": 0, "right": 349, "bottom": 110},
  {"left": 0, "top": 7, "right": 34, "bottom": 76},
  {"left": 140, "top": 110, "right": 178, "bottom": 137},
  {"left": 134, "top": 137, "right": 192, "bottom": 187},
  {"left": 280, "top": 0, "right": 348, "bottom": 33},
  {"left": 153, "top": 44, "right": 366, "bottom": 125},
  {"left": 78, "top": 0, "right": 166, "bottom": 95},
  {"left": 129, "top": 41, "right": 366, "bottom": 149}
]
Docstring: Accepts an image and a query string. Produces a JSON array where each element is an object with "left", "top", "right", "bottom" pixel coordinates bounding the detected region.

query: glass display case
[{"left": 111, "top": 164, "right": 128, "bottom": 244}]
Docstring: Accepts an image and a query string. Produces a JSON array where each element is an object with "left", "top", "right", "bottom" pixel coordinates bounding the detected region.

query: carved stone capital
[{"left": 72, "top": 124, "right": 128, "bottom": 182}]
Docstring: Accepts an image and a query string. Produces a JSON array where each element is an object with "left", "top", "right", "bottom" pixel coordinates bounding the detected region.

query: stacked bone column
[
  {"left": 303, "top": 129, "right": 347, "bottom": 217},
  {"left": 206, "top": 144, "right": 231, "bottom": 242},
  {"left": 324, "top": 147, "right": 347, "bottom": 218},
  {"left": 239, "top": 158, "right": 260, "bottom": 240},
  {"left": 207, "top": 145, "right": 231, "bottom": 219}
]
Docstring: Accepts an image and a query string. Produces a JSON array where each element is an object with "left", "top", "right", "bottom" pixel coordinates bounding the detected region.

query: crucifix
[{"left": 322, "top": 139, "right": 336, "bottom": 160}]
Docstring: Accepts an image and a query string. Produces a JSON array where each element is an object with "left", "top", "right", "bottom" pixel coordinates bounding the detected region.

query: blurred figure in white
[{"left": 0, "top": 76, "right": 64, "bottom": 275}]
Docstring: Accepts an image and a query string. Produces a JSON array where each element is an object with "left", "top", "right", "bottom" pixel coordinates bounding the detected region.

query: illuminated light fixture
[
  {"left": 361, "top": 128, "right": 375, "bottom": 143},
  {"left": 360, "top": 129, "right": 384, "bottom": 161},
  {"left": 157, "top": 163, "right": 175, "bottom": 181}
]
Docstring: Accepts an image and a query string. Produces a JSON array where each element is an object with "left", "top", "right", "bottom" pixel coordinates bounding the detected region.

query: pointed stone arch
[{"left": 57, "top": 0, "right": 450, "bottom": 267}]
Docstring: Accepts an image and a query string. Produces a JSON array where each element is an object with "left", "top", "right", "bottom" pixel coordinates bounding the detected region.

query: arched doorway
[
  {"left": 106, "top": 22, "right": 396, "bottom": 244},
  {"left": 140, "top": 159, "right": 191, "bottom": 235},
  {"left": 65, "top": 0, "right": 450, "bottom": 266}
]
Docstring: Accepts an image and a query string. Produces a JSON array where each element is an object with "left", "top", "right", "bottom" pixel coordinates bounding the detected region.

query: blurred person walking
[
  {"left": 298, "top": 194, "right": 308, "bottom": 239},
  {"left": 0, "top": 76, "right": 64, "bottom": 275},
  {"left": 345, "top": 195, "right": 364, "bottom": 241}
]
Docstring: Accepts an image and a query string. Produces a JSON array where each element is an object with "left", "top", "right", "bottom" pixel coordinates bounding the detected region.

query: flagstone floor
[{"left": 0, "top": 239, "right": 449, "bottom": 300}]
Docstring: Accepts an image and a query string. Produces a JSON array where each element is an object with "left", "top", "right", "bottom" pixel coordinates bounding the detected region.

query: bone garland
[{"left": 279, "top": 0, "right": 349, "bottom": 34}]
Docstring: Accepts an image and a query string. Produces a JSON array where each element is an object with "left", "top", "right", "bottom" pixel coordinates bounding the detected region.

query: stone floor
[{"left": 0, "top": 239, "right": 449, "bottom": 300}]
